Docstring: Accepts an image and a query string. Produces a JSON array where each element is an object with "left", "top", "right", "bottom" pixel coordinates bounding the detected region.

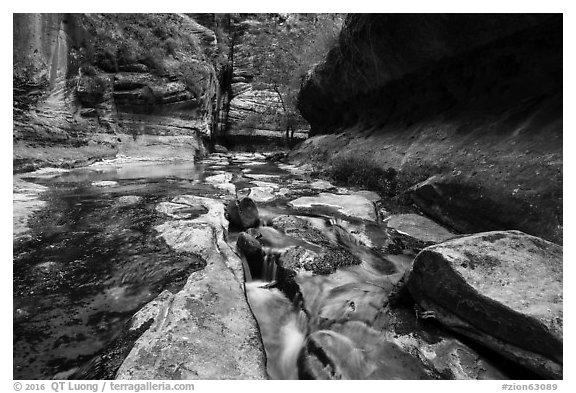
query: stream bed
[{"left": 13, "top": 152, "right": 519, "bottom": 380}]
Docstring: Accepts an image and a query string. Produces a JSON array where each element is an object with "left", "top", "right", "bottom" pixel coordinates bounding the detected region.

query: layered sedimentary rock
[
  {"left": 13, "top": 13, "right": 220, "bottom": 171},
  {"left": 295, "top": 14, "right": 562, "bottom": 243},
  {"left": 222, "top": 15, "right": 311, "bottom": 146}
]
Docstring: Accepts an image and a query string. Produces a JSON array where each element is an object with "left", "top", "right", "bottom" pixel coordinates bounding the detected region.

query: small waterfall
[
  {"left": 260, "top": 248, "right": 278, "bottom": 282},
  {"left": 246, "top": 281, "right": 308, "bottom": 379}
]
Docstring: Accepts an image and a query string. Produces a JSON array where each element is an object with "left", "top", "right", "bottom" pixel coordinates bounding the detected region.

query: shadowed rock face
[
  {"left": 295, "top": 14, "right": 562, "bottom": 244},
  {"left": 298, "top": 14, "right": 559, "bottom": 133}
]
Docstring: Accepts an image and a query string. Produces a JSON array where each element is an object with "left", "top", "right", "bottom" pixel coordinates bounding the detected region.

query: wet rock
[
  {"left": 205, "top": 173, "right": 233, "bottom": 184},
  {"left": 245, "top": 186, "right": 276, "bottom": 202},
  {"left": 265, "top": 151, "right": 288, "bottom": 162},
  {"left": 408, "top": 173, "right": 562, "bottom": 245},
  {"left": 91, "top": 180, "right": 118, "bottom": 187},
  {"left": 203, "top": 155, "right": 230, "bottom": 167},
  {"left": 352, "top": 190, "right": 381, "bottom": 202},
  {"left": 298, "top": 321, "right": 431, "bottom": 379},
  {"left": 214, "top": 182, "right": 236, "bottom": 195},
  {"left": 388, "top": 308, "right": 509, "bottom": 379},
  {"left": 296, "top": 270, "right": 509, "bottom": 379},
  {"left": 278, "top": 163, "right": 313, "bottom": 176},
  {"left": 405, "top": 230, "right": 563, "bottom": 379},
  {"left": 272, "top": 215, "right": 332, "bottom": 247},
  {"left": 128, "top": 290, "right": 175, "bottom": 332},
  {"left": 35, "top": 261, "right": 61, "bottom": 276},
  {"left": 213, "top": 144, "right": 228, "bottom": 153},
  {"left": 276, "top": 246, "right": 362, "bottom": 300},
  {"left": 288, "top": 193, "right": 377, "bottom": 222},
  {"left": 231, "top": 152, "right": 267, "bottom": 162},
  {"left": 385, "top": 213, "right": 457, "bottom": 252},
  {"left": 237, "top": 232, "right": 265, "bottom": 278},
  {"left": 204, "top": 172, "right": 236, "bottom": 194},
  {"left": 310, "top": 179, "right": 335, "bottom": 190},
  {"left": 13, "top": 177, "right": 48, "bottom": 240},
  {"left": 250, "top": 180, "right": 279, "bottom": 189},
  {"left": 116, "top": 195, "right": 143, "bottom": 206},
  {"left": 156, "top": 201, "right": 208, "bottom": 220},
  {"left": 278, "top": 247, "right": 319, "bottom": 273},
  {"left": 117, "top": 196, "right": 267, "bottom": 379},
  {"left": 225, "top": 197, "right": 260, "bottom": 230},
  {"left": 244, "top": 173, "right": 281, "bottom": 180}
]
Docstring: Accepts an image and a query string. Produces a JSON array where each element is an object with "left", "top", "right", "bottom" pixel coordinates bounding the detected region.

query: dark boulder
[
  {"left": 225, "top": 197, "right": 259, "bottom": 229},
  {"left": 237, "top": 231, "right": 264, "bottom": 278},
  {"left": 405, "top": 230, "right": 563, "bottom": 379},
  {"left": 408, "top": 175, "right": 562, "bottom": 245}
]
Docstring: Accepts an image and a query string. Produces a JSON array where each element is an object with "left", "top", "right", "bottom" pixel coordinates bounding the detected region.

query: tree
[{"left": 249, "top": 14, "right": 343, "bottom": 146}]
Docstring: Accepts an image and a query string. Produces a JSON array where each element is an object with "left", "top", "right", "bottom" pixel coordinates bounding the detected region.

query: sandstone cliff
[
  {"left": 295, "top": 14, "right": 562, "bottom": 244},
  {"left": 13, "top": 13, "right": 221, "bottom": 171}
]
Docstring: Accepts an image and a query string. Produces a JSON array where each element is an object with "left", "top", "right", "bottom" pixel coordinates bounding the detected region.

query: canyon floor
[{"left": 13, "top": 149, "right": 561, "bottom": 380}]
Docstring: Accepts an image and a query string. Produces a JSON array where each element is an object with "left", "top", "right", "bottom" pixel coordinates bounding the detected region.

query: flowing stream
[{"left": 14, "top": 151, "right": 500, "bottom": 380}]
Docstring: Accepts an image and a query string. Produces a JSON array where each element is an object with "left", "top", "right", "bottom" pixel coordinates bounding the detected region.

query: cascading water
[
  {"left": 245, "top": 281, "right": 307, "bottom": 380},
  {"left": 14, "top": 152, "right": 521, "bottom": 380}
]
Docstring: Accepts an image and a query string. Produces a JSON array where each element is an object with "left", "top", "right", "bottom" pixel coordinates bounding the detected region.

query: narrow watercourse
[
  {"left": 14, "top": 152, "right": 561, "bottom": 380},
  {"left": 13, "top": 13, "right": 562, "bottom": 381}
]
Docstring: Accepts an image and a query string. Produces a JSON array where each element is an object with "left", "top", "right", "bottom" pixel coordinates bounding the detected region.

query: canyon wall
[
  {"left": 13, "top": 13, "right": 220, "bottom": 171},
  {"left": 220, "top": 14, "right": 312, "bottom": 148},
  {"left": 295, "top": 14, "right": 562, "bottom": 244}
]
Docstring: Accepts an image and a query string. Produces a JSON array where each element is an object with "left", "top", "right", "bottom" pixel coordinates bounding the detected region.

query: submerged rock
[
  {"left": 225, "top": 197, "right": 260, "bottom": 229},
  {"left": 405, "top": 230, "right": 563, "bottom": 379},
  {"left": 385, "top": 213, "right": 457, "bottom": 252}
]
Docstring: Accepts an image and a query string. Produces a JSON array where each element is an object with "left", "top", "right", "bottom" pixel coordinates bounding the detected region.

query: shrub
[
  {"left": 164, "top": 38, "right": 178, "bottom": 56},
  {"left": 326, "top": 155, "right": 398, "bottom": 197}
]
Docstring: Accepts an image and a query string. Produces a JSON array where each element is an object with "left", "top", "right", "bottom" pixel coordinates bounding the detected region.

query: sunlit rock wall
[{"left": 13, "top": 13, "right": 221, "bottom": 165}]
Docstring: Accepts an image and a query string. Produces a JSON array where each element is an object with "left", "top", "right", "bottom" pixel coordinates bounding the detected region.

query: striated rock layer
[
  {"left": 13, "top": 13, "right": 219, "bottom": 172},
  {"left": 294, "top": 14, "right": 562, "bottom": 243}
]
